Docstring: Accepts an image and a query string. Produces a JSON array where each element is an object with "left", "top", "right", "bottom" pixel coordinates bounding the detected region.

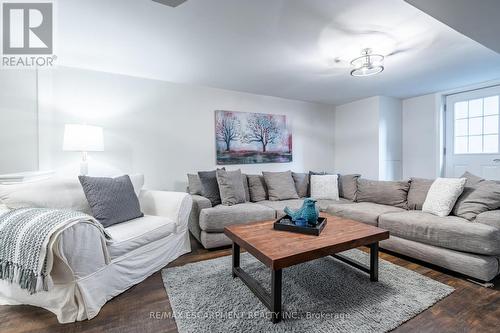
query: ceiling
[{"left": 57, "top": 0, "right": 500, "bottom": 105}]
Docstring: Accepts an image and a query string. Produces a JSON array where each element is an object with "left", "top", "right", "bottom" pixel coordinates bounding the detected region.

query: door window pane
[
  {"left": 455, "top": 119, "right": 468, "bottom": 136},
  {"left": 484, "top": 115, "right": 499, "bottom": 135},
  {"left": 468, "top": 136, "right": 482, "bottom": 153},
  {"left": 484, "top": 135, "right": 499, "bottom": 153},
  {"left": 469, "top": 99, "right": 483, "bottom": 117},
  {"left": 455, "top": 101, "right": 468, "bottom": 119},
  {"left": 455, "top": 136, "right": 468, "bottom": 154},
  {"left": 469, "top": 117, "right": 483, "bottom": 135},
  {"left": 484, "top": 96, "right": 499, "bottom": 116},
  {"left": 452, "top": 95, "right": 500, "bottom": 154}
]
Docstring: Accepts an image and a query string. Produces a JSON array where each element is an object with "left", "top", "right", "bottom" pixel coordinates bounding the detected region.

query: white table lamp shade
[{"left": 63, "top": 124, "right": 104, "bottom": 152}]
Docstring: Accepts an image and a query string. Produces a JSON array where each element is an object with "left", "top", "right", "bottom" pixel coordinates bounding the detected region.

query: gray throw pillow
[
  {"left": 461, "top": 171, "right": 485, "bottom": 187},
  {"left": 339, "top": 174, "right": 360, "bottom": 201},
  {"left": 198, "top": 169, "right": 224, "bottom": 206},
  {"left": 407, "top": 178, "right": 434, "bottom": 210},
  {"left": 356, "top": 179, "right": 410, "bottom": 209},
  {"left": 216, "top": 169, "right": 246, "bottom": 206},
  {"left": 78, "top": 175, "right": 143, "bottom": 228},
  {"left": 247, "top": 175, "right": 268, "bottom": 202},
  {"left": 242, "top": 174, "right": 250, "bottom": 202},
  {"left": 453, "top": 180, "right": 500, "bottom": 221},
  {"left": 292, "top": 172, "right": 309, "bottom": 198},
  {"left": 187, "top": 174, "right": 202, "bottom": 195},
  {"left": 263, "top": 171, "right": 299, "bottom": 201}
]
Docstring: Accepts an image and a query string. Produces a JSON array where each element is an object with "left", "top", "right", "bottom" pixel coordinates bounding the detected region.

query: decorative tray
[{"left": 273, "top": 215, "right": 327, "bottom": 236}]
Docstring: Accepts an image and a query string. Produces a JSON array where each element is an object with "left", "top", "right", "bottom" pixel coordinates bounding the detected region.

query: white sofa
[{"left": 0, "top": 175, "right": 192, "bottom": 323}]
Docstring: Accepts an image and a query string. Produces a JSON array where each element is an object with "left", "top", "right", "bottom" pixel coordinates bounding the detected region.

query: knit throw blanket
[{"left": 0, "top": 207, "right": 110, "bottom": 294}]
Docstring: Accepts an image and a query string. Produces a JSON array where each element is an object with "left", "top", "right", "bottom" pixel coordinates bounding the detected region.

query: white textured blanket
[{"left": 0, "top": 208, "right": 110, "bottom": 294}]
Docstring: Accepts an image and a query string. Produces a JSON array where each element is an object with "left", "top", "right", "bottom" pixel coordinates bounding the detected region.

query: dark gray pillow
[
  {"left": 198, "top": 169, "right": 224, "bottom": 206},
  {"left": 263, "top": 171, "right": 299, "bottom": 201},
  {"left": 78, "top": 175, "right": 143, "bottom": 228},
  {"left": 453, "top": 180, "right": 500, "bottom": 221},
  {"left": 339, "top": 174, "right": 360, "bottom": 201},
  {"left": 242, "top": 174, "right": 250, "bottom": 202},
  {"left": 292, "top": 172, "right": 309, "bottom": 198},
  {"left": 247, "top": 175, "right": 268, "bottom": 202},
  {"left": 187, "top": 174, "right": 202, "bottom": 195},
  {"left": 461, "top": 171, "right": 484, "bottom": 187},
  {"left": 356, "top": 179, "right": 410, "bottom": 209},
  {"left": 407, "top": 178, "right": 434, "bottom": 210},
  {"left": 216, "top": 169, "right": 246, "bottom": 206}
]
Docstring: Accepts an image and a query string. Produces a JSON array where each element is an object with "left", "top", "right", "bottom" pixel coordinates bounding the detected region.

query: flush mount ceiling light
[{"left": 350, "top": 48, "right": 384, "bottom": 77}]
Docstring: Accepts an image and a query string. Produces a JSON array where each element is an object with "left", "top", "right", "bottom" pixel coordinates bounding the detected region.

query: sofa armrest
[
  {"left": 188, "top": 195, "right": 212, "bottom": 242},
  {"left": 139, "top": 190, "right": 193, "bottom": 231},
  {"left": 476, "top": 210, "right": 500, "bottom": 229}
]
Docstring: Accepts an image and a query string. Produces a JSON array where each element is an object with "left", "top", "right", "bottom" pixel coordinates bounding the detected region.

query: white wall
[
  {"left": 402, "top": 93, "right": 440, "bottom": 179},
  {"left": 0, "top": 70, "right": 38, "bottom": 174},
  {"left": 334, "top": 96, "right": 402, "bottom": 180},
  {"left": 37, "top": 66, "right": 335, "bottom": 191},
  {"left": 379, "top": 96, "right": 402, "bottom": 180}
]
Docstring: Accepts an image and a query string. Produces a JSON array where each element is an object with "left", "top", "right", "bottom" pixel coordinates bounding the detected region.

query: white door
[{"left": 445, "top": 86, "right": 500, "bottom": 180}]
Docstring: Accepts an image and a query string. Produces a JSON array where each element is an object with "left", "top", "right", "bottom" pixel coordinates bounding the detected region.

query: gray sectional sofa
[{"left": 188, "top": 172, "right": 500, "bottom": 283}]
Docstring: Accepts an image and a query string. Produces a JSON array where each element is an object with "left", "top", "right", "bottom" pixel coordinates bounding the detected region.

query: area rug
[{"left": 162, "top": 249, "right": 454, "bottom": 333}]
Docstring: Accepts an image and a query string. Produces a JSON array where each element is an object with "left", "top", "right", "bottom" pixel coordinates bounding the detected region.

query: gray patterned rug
[{"left": 162, "top": 249, "right": 454, "bottom": 333}]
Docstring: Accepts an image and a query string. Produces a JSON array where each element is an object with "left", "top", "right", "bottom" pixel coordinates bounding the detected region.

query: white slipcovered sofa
[{"left": 0, "top": 175, "right": 192, "bottom": 323}]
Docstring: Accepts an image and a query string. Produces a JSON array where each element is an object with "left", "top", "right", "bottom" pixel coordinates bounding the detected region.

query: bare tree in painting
[
  {"left": 244, "top": 113, "right": 281, "bottom": 152},
  {"left": 216, "top": 113, "right": 241, "bottom": 151}
]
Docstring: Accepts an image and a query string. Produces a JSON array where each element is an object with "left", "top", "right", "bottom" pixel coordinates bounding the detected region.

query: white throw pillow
[
  {"left": 310, "top": 174, "right": 339, "bottom": 200},
  {"left": 422, "top": 178, "right": 467, "bottom": 217}
]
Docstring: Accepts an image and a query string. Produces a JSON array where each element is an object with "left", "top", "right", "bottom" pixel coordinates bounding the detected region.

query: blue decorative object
[
  {"left": 294, "top": 217, "right": 307, "bottom": 227},
  {"left": 284, "top": 198, "right": 320, "bottom": 226}
]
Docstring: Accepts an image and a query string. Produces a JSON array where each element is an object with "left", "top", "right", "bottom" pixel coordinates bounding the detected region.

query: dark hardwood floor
[{"left": 1, "top": 235, "right": 499, "bottom": 333}]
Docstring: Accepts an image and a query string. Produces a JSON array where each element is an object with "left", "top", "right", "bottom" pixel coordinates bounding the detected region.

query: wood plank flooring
[{"left": 0, "top": 235, "right": 499, "bottom": 333}]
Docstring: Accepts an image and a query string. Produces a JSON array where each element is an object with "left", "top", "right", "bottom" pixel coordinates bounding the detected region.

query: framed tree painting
[{"left": 215, "top": 110, "right": 292, "bottom": 165}]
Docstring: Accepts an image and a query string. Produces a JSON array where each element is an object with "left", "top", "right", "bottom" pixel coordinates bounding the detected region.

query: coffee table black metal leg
[
  {"left": 232, "top": 242, "right": 240, "bottom": 278},
  {"left": 370, "top": 242, "right": 379, "bottom": 282},
  {"left": 271, "top": 269, "right": 282, "bottom": 323}
]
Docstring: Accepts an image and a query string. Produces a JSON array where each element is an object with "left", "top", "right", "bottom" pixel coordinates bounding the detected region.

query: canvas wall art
[{"left": 215, "top": 110, "right": 292, "bottom": 165}]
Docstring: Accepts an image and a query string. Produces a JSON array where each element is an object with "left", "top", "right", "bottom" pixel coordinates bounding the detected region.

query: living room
[{"left": 1, "top": 0, "right": 499, "bottom": 332}]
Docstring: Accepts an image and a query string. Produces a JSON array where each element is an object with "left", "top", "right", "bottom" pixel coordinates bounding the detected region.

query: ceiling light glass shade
[{"left": 350, "top": 48, "right": 384, "bottom": 77}]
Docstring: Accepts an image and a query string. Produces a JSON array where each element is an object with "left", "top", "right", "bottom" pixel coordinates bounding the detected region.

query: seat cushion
[
  {"left": 326, "top": 202, "right": 405, "bottom": 226},
  {"left": 199, "top": 203, "right": 275, "bottom": 232},
  {"left": 379, "top": 211, "right": 500, "bottom": 256},
  {"left": 259, "top": 199, "right": 304, "bottom": 218},
  {"left": 316, "top": 198, "right": 352, "bottom": 211},
  {"left": 106, "top": 215, "right": 177, "bottom": 259}
]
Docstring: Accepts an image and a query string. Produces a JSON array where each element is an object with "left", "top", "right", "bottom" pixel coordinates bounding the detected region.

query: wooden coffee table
[{"left": 224, "top": 213, "right": 389, "bottom": 323}]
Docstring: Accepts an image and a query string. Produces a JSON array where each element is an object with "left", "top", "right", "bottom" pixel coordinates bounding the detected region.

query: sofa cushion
[
  {"left": 199, "top": 203, "right": 275, "bottom": 232},
  {"left": 106, "top": 215, "right": 177, "bottom": 259},
  {"left": 263, "top": 171, "right": 299, "bottom": 201},
  {"left": 292, "top": 172, "right": 309, "bottom": 198},
  {"left": 379, "top": 211, "right": 500, "bottom": 256},
  {"left": 247, "top": 175, "right": 268, "bottom": 202},
  {"left": 475, "top": 210, "right": 500, "bottom": 230},
  {"left": 326, "top": 202, "right": 405, "bottom": 226},
  {"left": 339, "top": 174, "right": 360, "bottom": 201},
  {"left": 242, "top": 174, "right": 250, "bottom": 202},
  {"left": 310, "top": 174, "right": 339, "bottom": 200},
  {"left": 0, "top": 177, "right": 92, "bottom": 214},
  {"left": 198, "top": 169, "right": 224, "bottom": 206},
  {"left": 259, "top": 199, "right": 304, "bottom": 218},
  {"left": 79, "top": 175, "right": 144, "bottom": 228},
  {"left": 316, "top": 198, "right": 352, "bottom": 211},
  {"left": 356, "top": 179, "right": 410, "bottom": 209},
  {"left": 216, "top": 169, "right": 246, "bottom": 206},
  {"left": 422, "top": 178, "right": 466, "bottom": 217},
  {"left": 407, "top": 178, "right": 433, "bottom": 210},
  {"left": 452, "top": 180, "right": 500, "bottom": 221},
  {"left": 187, "top": 174, "right": 202, "bottom": 195}
]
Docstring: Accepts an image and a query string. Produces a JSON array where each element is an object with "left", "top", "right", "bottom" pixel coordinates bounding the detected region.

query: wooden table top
[{"left": 224, "top": 213, "right": 389, "bottom": 270}]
